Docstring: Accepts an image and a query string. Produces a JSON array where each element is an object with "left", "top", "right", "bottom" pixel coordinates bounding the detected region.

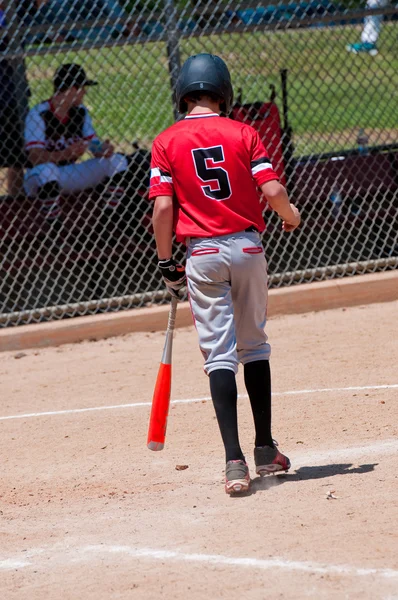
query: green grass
[{"left": 25, "top": 23, "right": 398, "bottom": 156}]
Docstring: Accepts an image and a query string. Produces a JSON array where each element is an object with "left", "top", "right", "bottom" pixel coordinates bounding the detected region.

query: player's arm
[
  {"left": 260, "top": 180, "right": 301, "bottom": 232},
  {"left": 83, "top": 108, "right": 114, "bottom": 158},
  {"left": 152, "top": 195, "right": 173, "bottom": 260},
  {"left": 25, "top": 106, "right": 86, "bottom": 166},
  {"left": 152, "top": 195, "right": 185, "bottom": 297},
  {"left": 249, "top": 127, "right": 300, "bottom": 232},
  {"left": 27, "top": 144, "right": 87, "bottom": 166},
  {"left": 149, "top": 141, "right": 185, "bottom": 297}
]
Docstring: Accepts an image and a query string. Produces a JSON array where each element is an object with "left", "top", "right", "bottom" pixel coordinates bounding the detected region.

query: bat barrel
[{"left": 147, "top": 297, "right": 177, "bottom": 451}]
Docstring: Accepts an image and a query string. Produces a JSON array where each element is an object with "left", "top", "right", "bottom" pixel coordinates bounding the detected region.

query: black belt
[{"left": 245, "top": 226, "right": 259, "bottom": 233}]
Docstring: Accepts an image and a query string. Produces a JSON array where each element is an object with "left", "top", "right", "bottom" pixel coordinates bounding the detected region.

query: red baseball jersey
[{"left": 149, "top": 112, "right": 280, "bottom": 242}]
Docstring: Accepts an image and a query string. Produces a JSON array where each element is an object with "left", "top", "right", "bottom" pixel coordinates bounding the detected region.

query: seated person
[{"left": 24, "top": 63, "right": 129, "bottom": 221}]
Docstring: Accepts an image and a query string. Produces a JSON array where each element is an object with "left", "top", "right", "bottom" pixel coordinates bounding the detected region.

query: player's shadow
[{"left": 231, "top": 463, "right": 377, "bottom": 497}]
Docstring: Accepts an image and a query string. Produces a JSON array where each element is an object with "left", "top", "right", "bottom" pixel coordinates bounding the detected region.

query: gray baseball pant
[{"left": 186, "top": 230, "right": 271, "bottom": 375}]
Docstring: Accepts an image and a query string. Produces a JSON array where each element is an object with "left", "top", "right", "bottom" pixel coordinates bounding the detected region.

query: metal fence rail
[{"left": 0, "top": 0, "right": 397, "bottom": 326}]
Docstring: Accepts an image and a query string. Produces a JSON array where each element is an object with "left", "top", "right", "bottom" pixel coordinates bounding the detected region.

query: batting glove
[{"left": 158, "top": 258, "right": 186, "bottom": 298}]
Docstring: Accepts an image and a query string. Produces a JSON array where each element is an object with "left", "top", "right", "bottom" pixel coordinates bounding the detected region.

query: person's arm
[
  {"left": 260, "top": 180, "right": 300, "bottom": 232},
  {"left": 248, "top": 127, "right": 300, "bottom": 231},
  {"left": 27, "top": 142, "right": 87, "bottom": 166},
  {"left": 152, "top": 195, "right": 174, "bottom": 259},
  {"left": 82, "top": 108, "right": 114, "bottom": 158},
  {"left": 25, "top": 105, "right": 87, "bottom": 165},
  {"left": 149, "top": 139, "right": 175, "bottom": 255},
  {"left": 149, "top": 140, "right": 185, "bottom": 297},
  {"left": 152, "top": 195, "right": 185, "bottom": 297}
]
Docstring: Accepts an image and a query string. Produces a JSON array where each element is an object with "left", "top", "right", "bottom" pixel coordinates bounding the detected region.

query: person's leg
[
  {"left": 209, "top": 368, "right": 244, "bottom": 463},
  {"left": 57, "top": 156, "right": 122, "bottom": 193},
  {"left": 347, "top": 0, "right": 388, "bottom": 53},
  {"left": 209, "top": 366, "right": 250, "bottom": 493},
  {"left": 24, "top": 163, "right": 62, "bottom": 220},
  {"left": 361, "top": 0, "right": 388, "bottom": 45},
  {"left": 101, "top": 153, "right": 130, "bottom": 210},
  {"left": 231, "top": 232, "right": 290, "bottom": 475},
  {"left": 186, "top": 235, "right": 249, "bottom": 493},
  {"left": 230, "top": 232, "right": 271, "bottom": 441},
  {"left": 243, "top": 359, "right": 273, "bottom": 448},
  {"left": 58, "top": 154, "right": 128, "bottom": 209}
]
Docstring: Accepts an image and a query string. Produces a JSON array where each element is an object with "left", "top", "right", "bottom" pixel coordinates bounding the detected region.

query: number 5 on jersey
[{"left": 192, "top": 145, "right": 232, "bottom": 201}]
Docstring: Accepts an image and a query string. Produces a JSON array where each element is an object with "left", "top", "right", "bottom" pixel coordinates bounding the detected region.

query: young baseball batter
[{"left": 150, "top": 53, "right": 301, "bottom": 494}]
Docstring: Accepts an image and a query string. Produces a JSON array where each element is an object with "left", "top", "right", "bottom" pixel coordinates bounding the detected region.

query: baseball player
[
  {"left": 149, "top": 53, "right": 301, "bottom": 494},
  {"left": 24, "top": 63, "right": 129, "bottom": 223}
]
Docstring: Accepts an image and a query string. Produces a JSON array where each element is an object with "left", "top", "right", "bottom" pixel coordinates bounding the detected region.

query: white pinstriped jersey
[{"left": 25, "top": 100, "right": 96, "bottom": 164}]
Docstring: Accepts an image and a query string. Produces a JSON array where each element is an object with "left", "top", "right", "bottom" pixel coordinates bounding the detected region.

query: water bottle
[
  {"left": 357, "top": 129, "right": 369, "bottom": 155},
  {"left": 330, "top": 186, "right": 343, "bottom": 217}
]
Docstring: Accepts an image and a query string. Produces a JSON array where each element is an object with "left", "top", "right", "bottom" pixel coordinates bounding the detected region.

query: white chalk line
[
  {"left": 1, "top": 543, "right": 397, "bottom": 579},
  {"left": 293, "top": 438, "right": 398, "bottom": 467},
  {"left": 0, "top": 383, "right": 397, "bottom": 422},
  {"left": 0, "top": 559, "right": 31, "bottom": 569},
  {"left": 0, "top": 439, "right": 397, "bottom": 579}
]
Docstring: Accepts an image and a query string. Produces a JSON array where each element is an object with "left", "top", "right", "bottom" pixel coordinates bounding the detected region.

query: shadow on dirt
[{"left": 230, "top": 463, "right": 377, "bottom": 497}]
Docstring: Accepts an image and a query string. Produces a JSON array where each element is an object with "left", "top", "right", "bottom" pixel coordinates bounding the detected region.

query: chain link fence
[{"left": 0, "top": 0, "right": 397, "bottom": 326}]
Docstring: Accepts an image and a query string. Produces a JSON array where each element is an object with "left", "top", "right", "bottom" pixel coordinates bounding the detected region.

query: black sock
[
  {"left": 244, "top": 360, "right": 274, "bottom": 448},
  {"left": 209, "top": 369, "right": 245, "bottom": 463}
]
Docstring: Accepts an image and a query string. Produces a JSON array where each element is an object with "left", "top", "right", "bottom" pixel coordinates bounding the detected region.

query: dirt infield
[{"left": 1, "top": 300, "right": 397, "bottom": 599}]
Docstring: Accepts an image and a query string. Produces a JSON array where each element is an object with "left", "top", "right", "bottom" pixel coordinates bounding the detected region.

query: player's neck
[
  {"left": 187, "top": 100, "right": 221, "bottom": 116},
  {"left": 50, "top": 94, "right": 73, "bottom": 118}
]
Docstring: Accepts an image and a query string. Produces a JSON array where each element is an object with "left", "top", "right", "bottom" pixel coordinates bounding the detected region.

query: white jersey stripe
[
  {"left": 251, "top": 163, "right": 273, "bottom": 175},
  {"left": 151, "top": 168, "right": 173, "bottom": 184}
]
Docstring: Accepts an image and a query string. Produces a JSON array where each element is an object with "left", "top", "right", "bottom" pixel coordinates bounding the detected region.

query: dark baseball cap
[{"left": 54, "top": 63, "right": 98, "bottom": 92}]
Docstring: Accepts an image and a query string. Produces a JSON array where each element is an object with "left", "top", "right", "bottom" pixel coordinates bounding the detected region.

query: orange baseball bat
[{"left": 147, "top": 296, "right": 178, "bottom": 451}]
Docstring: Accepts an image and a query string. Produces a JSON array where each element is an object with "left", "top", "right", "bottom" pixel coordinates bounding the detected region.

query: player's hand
[
  {"left": 158, "top": 258, "right": 186, "bottom": 298},
  {"left": 94, "top": 140, "right": 114, "bottom": 158},
  {"left": 282, "top": 204, "right": 301, "bottom": 232},
  {"left": 66, "top": 140, "right": 87, "bottom": 160}
]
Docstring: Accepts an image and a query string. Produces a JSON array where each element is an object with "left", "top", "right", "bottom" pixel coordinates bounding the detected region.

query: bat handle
[
  {"left": 167, "top": 296, "right": 178, "bottom": 333},
  {"left": 161, "top": 297, "right": 178, "bottom": 365}
]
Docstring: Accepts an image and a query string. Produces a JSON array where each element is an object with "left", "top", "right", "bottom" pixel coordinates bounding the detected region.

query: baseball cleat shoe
[
  {"left": 225, "top": 460, "right": 250, "bottom": 494},
  {"left": 346, "top": 42, "right": 378, "bottom": 56},
  {"left": 254, "top": 442, "right": 291, "bottom": 476}
]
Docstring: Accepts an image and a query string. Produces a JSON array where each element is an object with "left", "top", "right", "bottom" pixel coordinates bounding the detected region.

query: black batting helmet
[{"left": 175, "top": 53, "right": 233, "bottom": 114}]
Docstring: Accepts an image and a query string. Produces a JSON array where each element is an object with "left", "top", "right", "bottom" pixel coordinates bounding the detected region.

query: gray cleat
[
  {"left": 225, "top": 460, "right": 250, "bottom": 494},
  {"left": 254, "top": 442, "right": 291, "bottom": 476}
]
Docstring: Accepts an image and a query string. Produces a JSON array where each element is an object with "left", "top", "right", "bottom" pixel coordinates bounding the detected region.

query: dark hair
[{"left": 184, "top": 91, "right": 222, "bottom": 104}]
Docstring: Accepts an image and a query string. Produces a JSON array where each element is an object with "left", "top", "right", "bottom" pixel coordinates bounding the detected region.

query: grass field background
[{"left": 25, "top": 22, "right": 398, "bottom": 156}]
